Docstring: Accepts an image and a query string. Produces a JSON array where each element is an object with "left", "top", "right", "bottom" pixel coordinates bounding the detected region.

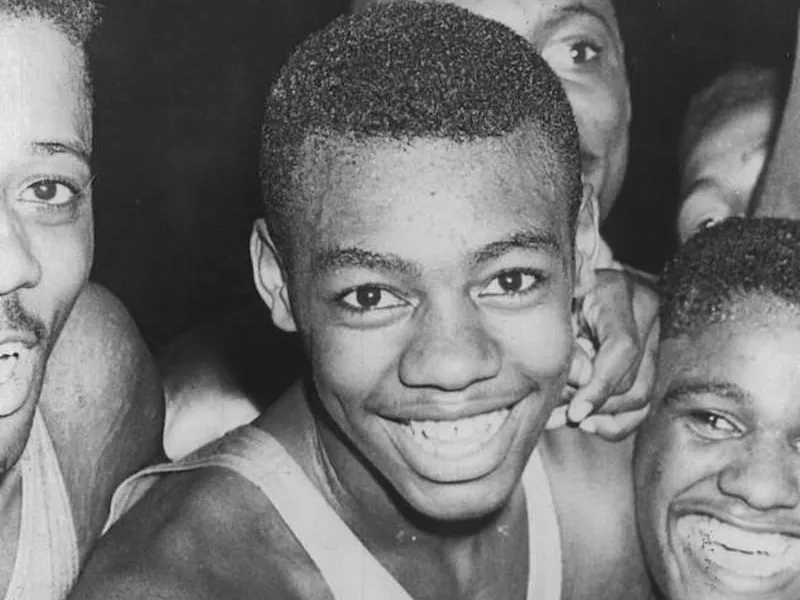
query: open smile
[
  {"left": 382, "top": 403, "right": 519, "bottom": 484},
  {"left": 0, "top": 341, "right": 37, "bottom": 417},
  {"left": 675, "top": 513, "right": 800, "bottom": 594}
]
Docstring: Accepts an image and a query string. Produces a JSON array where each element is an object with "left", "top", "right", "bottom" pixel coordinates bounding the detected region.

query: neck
[
  {"left": 308, "top": 392, "right": 522, "bottom": 559},
  {"left": 0, "top": 462, "right": 23, "bottom": 598}
]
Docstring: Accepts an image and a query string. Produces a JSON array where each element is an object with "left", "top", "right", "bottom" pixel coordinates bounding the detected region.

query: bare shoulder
[
  {"left": 70, "top": 465, "right": 332, "bottom": 600},
  {"left": 41, "top": 282, "right": 165, "bottom": 556},
  {"left": 540, "top": 429, "right": 653, "bottom": 600}
]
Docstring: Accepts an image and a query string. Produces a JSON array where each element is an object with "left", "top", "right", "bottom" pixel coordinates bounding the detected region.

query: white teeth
[
  {"left": 0, "top": 352, "right": 19, "bottom": 385},
  {"left": 404, "top": 408, "right": 509, "bottom": 450},
  {"left": 681, "top": 515, "right": 791, "bottom": 556}
]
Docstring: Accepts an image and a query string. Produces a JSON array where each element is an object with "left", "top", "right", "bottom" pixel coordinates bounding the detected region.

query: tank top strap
[
  {"left": 106, "top": 426, "right": 415, "bottom": 600},
  {"left": 522, "top": 447, "right": 563, "bottom": 600}
]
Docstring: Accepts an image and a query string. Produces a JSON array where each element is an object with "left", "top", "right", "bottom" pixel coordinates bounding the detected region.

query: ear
[
  {"left": 250, "top": 219, "right": 297, "bottom": 333},
  {"left": 573, "top": 183, "right": 601, "bottom": 299}
]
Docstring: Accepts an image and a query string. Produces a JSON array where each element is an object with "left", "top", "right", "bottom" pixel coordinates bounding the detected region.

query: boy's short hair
[
  {"left": 260, "top": 0, "right": 581, "bottom": 257},
  {"left": 660, "top": 217, "right": 800, "bottom": 339},
  {"left": 0, "top": 0, "right": 100, "bottom": 45},
  {"left": 678, "top": 65, "right": 780, "bottom": 169}
]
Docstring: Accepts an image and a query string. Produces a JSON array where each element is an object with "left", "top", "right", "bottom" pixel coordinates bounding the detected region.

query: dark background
[{"left": 86, "top": 0, "right": 799, "bottom": 350}]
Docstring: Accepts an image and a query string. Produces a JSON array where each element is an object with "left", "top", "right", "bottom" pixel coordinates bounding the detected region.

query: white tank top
[
  {"left": 106, "top": 426, "right": 562, "bottom": 600},
  {"left": 3, "top": 409, "right": 79, "bottom": 600}
]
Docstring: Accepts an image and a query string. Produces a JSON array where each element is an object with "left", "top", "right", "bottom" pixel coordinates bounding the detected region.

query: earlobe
[
  {"left": 250, "top": 219, "right": 297, "bottom": 332},
  {"left": 573, "top": 183, "right": 601, "bottom": 298}
]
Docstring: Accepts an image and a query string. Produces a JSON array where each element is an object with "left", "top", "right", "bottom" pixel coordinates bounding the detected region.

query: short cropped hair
[
  {"left": 260, "top": 1, "right": 581, "bottom": 258},
  {"left": 0, "top": 0, "right": 99, "bottom": 45},
  {"left": 660, "top": 217, "right": 800, "bottom": 339},
  {"left": 678, "top": 65, "right": 779, "bottom": 171}
]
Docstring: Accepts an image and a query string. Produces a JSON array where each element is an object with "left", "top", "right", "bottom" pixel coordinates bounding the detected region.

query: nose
[
  {"left": 0, "top": 206, "right": 41, "bottom": 294},
  {"left": 399, "top": 297, "right": 500, "bottom": 392},
  {"left": 718, "top": 437, "right": 800, "bottom": 511}
]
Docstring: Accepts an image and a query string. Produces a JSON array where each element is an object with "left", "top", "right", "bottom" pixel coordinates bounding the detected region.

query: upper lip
[
  {"left": 676, "top": 505, "right": 800, "bottom": 538},
  {"left": 382, "top": 396, "right": 523, "bottom": 423},
  {"left": 0, "top": 332, "right": 38, "bottom": 351}
]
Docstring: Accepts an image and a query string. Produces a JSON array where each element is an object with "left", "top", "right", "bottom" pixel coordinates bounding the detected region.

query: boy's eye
[
  {"left": 687, "top": 410, "right": 742, "bottom": 441},
  {"left": 20, "top": 180, "right": 78, "bottom": 205},
  {"left": 339, "top": 285, "right": 406, "bottom": 312},
  {"left": 480, "top": 270, "right": 541, "bottom": 297}
]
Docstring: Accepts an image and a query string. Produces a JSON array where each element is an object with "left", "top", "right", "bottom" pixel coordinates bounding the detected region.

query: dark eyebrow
[
  {"left": 316, "top": 230, "right": 560, "bottom": 277},
  {"left": 316, "top": 247, "right": 422, "bottom": 278},
  {"left": 30, "top": 140, "right": 91, "bottom": 165},
  {"left": 470, "top": 230, "right": 561, "bottom": 267},
  {"left": 543, "top": 2, "right": 617, "bottom": 38},
  {"left": 664, "top": 381, "right": 751, "bottom": 407}
]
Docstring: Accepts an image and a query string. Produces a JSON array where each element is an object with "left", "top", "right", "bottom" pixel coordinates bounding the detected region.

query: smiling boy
[
  {"left": 635, "top": 217, "right": 800, "bottom": 599},
  {"left": 70, "top": 4, "right": 651, "bottom": 599}
]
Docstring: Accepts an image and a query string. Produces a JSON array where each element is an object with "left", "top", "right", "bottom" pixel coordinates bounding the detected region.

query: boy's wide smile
[{"left": 382, "top": 402, "right": 519, "bottom": 483}]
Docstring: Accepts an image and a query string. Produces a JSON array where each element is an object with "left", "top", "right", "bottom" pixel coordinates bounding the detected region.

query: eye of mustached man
[{"left": 31, "top": 182, "right": 58, "bottom": 201}]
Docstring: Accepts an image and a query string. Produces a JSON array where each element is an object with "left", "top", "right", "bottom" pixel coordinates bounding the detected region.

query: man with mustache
[{"left": 0, "top": 1, "right": 163, "bottom": 597}]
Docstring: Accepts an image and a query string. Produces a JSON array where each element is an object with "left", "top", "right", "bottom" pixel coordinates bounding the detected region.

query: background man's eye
[
  {"left": 339, "top": 285, "right": 406, "bottom": 313},
  {"left": 570, "top": 41, "right": 601, "bottom": 64},
  {"left": 481, "top": 270, "right": 542, "bottom": 297}
]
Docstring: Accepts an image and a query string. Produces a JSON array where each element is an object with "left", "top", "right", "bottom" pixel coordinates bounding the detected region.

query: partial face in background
[
  {"left": 358, "top": 0, "right": 631, "bottom": 220},
  {"left": 255, "top": 132, "right": 596, "bottom": 522},
  {"left": 677, "top": 99, "right": 776, "bottom": 244},
  {"left": 635, "top": 298, "right": 800, "bottom": 600},
  {"left": 0, "top": 17, "right": 94, "bottom": 472}
]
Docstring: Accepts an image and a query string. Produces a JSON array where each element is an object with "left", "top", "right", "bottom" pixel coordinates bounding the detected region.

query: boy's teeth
[
  {"left": 405, "top": 408, "right": 509, "bottom": 445},
  {"left": 0, "top": 352, "right": 19, "bottom": 384}
]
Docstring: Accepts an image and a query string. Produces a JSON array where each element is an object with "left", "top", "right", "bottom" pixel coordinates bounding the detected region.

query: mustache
[{"left": 0, "top": 296, "right": 46, "bottom": 343}]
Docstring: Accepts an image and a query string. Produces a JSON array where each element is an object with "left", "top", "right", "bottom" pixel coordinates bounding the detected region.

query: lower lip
[
  {"left": 383, "top": 405, "right": 517, "bottom": 483},
  {"left": 0, "top": 349, "right": 35, "bottom": 417},
  {"left": 675, "top": 514, "right": 800, "bottom": 594}
]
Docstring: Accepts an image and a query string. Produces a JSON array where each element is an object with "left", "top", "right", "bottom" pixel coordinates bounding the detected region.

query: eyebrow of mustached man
[
  {"left": 30, "top": 140, "right": 91, "bottom": 166},
  {"left": 470, "top": 230, "right": 562, "bottom": 267},
  {"left": 664, "top": 381, "right": 751, "bottom": 407}
]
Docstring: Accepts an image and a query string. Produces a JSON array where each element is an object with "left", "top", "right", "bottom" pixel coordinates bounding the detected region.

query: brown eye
[{"left": 20, "top": 180, "right": 77, "bottom": 205}]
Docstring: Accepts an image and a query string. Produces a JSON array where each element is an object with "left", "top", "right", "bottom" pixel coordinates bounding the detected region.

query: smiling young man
[
  {"left": 635, "top": 217, "right": 800, "bottom": 599},
  {"left": 161, "top": 0, "right": 657, "bottom": 460},
  {"left": 69, "top": 4, "right": 651, "bottom": 600},
  {"left": 0, "top": 1, "right": 164, "bottom": 598}
]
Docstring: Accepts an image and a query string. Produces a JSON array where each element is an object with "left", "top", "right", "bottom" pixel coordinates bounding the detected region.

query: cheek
[
  {"left": 26, "top": 219, "right": 92, "bottom": 325},
  {"left": 494, "top": 303, "right": 573, "bottom": 380},
  {"left": 567, "top": 79, "right": 629, "bottom": 143},
  {"left": 306, "top": 323, "right": 402, "bottom": 411}
]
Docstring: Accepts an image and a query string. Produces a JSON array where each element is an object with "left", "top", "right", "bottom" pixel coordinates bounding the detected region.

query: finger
[
  {"left": 546, "top": 405, "right": 568, "bottom": 430},
  {"left": 578, "top": 404, "right": 651, "bottom": 441},
  {"left": 567, "top": 332, "right": 639, "bottom": 423},
  {"left": 566, "top": 338, "right": 594, "bottom": 389},
  {"left": 586, "top": 335, "right": 656, "bottom": 416}
]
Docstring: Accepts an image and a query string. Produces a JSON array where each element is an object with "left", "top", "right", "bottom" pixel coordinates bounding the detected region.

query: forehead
[
  {"left": 442, "top": 0, "right": 620, "bottom": 41},
  {"left": 291, "top": 134, "right": 571, "bottom": 265},
  {"left": 656, "top": 299, "right": 800, "bottom": 413},
  {"left": 0, "top": 17, "right": 91, "bottom": 163}
]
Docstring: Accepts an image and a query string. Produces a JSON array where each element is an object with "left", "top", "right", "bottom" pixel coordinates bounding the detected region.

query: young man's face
[
  {"left": 635, "top": 301, "right": 800, "bottom": 600},
  {"left": 678, "top": 100, "right": 776, "bottom": 244},
  {"left": 256, "top": 134, "right": 594, "bottom": 521},
  {"left": 0, "top": 17, "right": 93, "bottom": 472},
  {"left": 411, "top": 0, "right": 631, "bottom": 220}
]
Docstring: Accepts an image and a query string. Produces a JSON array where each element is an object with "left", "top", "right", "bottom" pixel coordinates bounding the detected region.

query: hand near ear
[{"left": 547, "top": 267, "right": 659, "bottom": 441}]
